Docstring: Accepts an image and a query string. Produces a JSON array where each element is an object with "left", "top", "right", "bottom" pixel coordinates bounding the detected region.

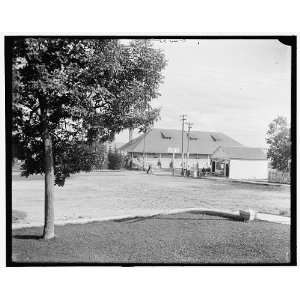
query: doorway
[
  {"left": 212, "top": 161, "right": 215, "bottom": 173},
  {"left": 225, "top": 163, "right": 230, "bottom": 177}
]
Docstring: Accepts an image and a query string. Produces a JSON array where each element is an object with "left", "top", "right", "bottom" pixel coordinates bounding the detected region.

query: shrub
[{"left": 107, "top": 150, "right": 123, "bottom": 170}]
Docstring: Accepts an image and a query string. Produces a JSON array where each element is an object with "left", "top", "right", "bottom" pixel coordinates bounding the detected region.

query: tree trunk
[{"left": 42, "top": 128, "right": 55, "bottom": 240}]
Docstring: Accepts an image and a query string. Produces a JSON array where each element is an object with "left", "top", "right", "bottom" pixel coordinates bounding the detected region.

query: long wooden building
[{"left": 119, "top": 128, "right": 243, "bottom": 169}]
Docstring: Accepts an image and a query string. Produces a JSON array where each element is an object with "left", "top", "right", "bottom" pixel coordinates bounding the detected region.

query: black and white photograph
[{"left": 5, "top": 36, "right": 296, "bottom": 266}]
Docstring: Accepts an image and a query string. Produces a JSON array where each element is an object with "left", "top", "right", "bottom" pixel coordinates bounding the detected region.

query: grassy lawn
[
  {"left": 12, "top": 170, "right": 290, "bottom": 227},
  {"left": 12, "top": 212, "right": 290, "bottom": 264}
]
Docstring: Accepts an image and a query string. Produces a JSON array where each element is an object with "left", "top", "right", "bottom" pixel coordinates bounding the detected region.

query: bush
[{"left": 107, "top": 150, "right": 123, "bottom": 170}]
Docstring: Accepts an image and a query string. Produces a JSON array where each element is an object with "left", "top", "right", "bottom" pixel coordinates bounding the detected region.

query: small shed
[{"left": 211, "top": 146, "right": 268, "bottom": 180}]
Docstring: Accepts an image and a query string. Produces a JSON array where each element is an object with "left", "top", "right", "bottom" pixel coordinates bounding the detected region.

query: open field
[
  {"left": 12, "top": 170, "right": 290, "bottom": 227},
  {"left": 12, "top": 212, "right": 290, "bottom": 264}
]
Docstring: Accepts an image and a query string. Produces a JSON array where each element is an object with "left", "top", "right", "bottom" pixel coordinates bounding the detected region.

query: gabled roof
[
  {"left": 211, "top": 146, "right": 267, "bottom": 160},
  {"left": 118, "top": 128, "right": 243, "bottom": 155}
]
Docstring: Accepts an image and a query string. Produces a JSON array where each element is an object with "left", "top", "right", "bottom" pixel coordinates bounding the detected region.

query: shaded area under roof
[{"left": 118, "top": 128, "right": 243, "bottom": 155}]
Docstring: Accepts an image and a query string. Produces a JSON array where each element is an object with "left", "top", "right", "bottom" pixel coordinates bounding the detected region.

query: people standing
[{"left": 147, "top": 164, "right": 153, "bottom": 174}]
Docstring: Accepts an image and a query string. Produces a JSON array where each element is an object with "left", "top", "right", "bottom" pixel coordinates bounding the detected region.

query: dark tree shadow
[
  {"left": 13, "top": 235, "right": 42, "bottom": 240},
  {"left": 114, "top": 213, "right": 244, "bottom": 223},
  {"left": 114, "top": 215, "right": 159, "bottom": 223},
  {"left": 189, "top": 211, "right": 244, "bottom": 222},
  {"left": 151, "top": 217, "right": 235, "bottom": 222}
]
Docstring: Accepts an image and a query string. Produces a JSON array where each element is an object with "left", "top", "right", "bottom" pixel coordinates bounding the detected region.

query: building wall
[
  {"left": 229, "top": 159, "right": 268, "bottom": 179},
  {"left": 151, "top": 157, "right": 210, "bottom": 169},
  {"left": 131, "top": 152, "right": 210, "bottom": 169}
]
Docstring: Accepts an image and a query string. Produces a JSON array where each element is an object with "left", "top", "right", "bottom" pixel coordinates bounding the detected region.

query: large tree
[
  {"left": 266, "top": 116, "right": 291, "bottom": 171},
  {"left": 12, "top": 38, "right": 166, "bottom": 239}
]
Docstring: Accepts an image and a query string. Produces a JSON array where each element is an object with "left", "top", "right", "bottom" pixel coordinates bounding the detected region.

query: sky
[{"left": 115, "top": 39, "right": 291, "bottom": 148}]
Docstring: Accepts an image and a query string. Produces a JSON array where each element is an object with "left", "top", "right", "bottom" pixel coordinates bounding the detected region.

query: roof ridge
[
  {"left": 151, "top": 128, "right": 225, "bottom": 134},
  {"left": 119, "top": 130, "right": 149, "bottom": 152},
  {"left": 222, "top": 146, "right": 265, "bottom": 149},
  {"left": 119, "top": 128, "right": 243, "bottom": 154}
]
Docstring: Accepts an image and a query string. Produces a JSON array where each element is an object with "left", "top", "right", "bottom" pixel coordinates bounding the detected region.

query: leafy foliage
[
  {"left": 88, "top": 141, "right": 106, "bottom": 170},
  {"left": 12, "top": 38, "right": 166, "bottom": 185},
  {"left": 107, "top": 148, "right": 123, "bottom": 170},
  {"left": 266, "top": 116, "right": 291, "bottom": 171}
]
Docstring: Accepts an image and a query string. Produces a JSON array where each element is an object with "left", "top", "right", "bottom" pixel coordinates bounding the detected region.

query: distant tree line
[{"left": 266, "top": 116, "right": 291, "bottom": 172}]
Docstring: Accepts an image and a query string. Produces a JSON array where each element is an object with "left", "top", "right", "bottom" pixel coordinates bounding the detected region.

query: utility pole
[
  {"left": 129, "top": 128, "right": 133, "bottom": 142},
  {"left": 186, "top": 122, "right": 193, "bottom": 174},
  {"left": 142, "top": 130, "right": 146, "bottom": 171},
  {"left": 180, "top": 114, "right": 187, "bottom": 175}
]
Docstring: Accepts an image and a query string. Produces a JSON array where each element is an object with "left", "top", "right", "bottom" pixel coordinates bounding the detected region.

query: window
[
  {"left": 161, "top": 132, "right": 172, "bottom": 139},
  {"left": 210, "top": 135, "right": 221, "bottom": 142},
  {"left": 189, "top": 135, "right": 198, "bottom": 141}
]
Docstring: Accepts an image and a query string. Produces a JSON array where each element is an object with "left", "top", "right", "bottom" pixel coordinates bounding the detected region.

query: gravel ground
[
  {"left": 12, "top": 212, "right": 290, "bottom": 264},
  {"left": 12, "top": 170, "right": 290, "bottom": 227}
]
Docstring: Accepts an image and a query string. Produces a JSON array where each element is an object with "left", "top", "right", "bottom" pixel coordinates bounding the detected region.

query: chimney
[{"left": 129, "top": 128, "right": 133, "bottom": 142}]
